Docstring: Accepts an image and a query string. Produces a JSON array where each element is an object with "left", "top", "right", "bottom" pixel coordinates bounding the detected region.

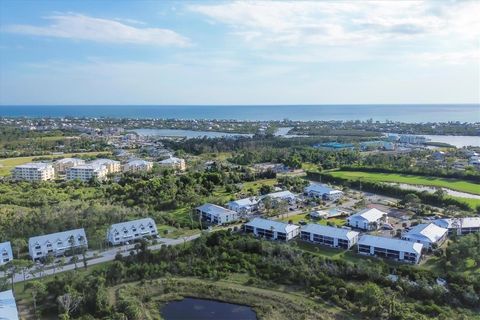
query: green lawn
[
  {"left": 328, "top": 170, "right": 480, "bottom": 195},
  {"left": 278, "top": 212, "right": 346, "bottom": 226},
  {"left": 0, "top": 151, "right": 110, "bottom": 176},
  {"left": 241, "top": 179, "right": 277, "bottom": 193}
]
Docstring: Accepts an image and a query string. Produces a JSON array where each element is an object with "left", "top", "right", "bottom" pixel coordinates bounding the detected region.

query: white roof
[
  {"left": 69, "top": 164, "right": 104, "bottom": 171},
  {"left": 0, "top": 290, "right": 19, "bottom": 320},
  {"left": 229, "top": 197, "right": 259, "bottom": 207},
  {"left": 91, "top": 159, "right": 119, "bottom": 165},
  {"left": 0, "top": 241, "right": 12, "bottom": 258},
  {"left": 350, "top": 208, "right": 386, "bottom": 222},
  {"left": 126, "top": 159, "right": 152, "bottom": 166},
  {"left": 159, "top": 157, "right": 184, "bottom": 164},
  {"left": 304, "top": 183, "right": 342, "bottom": 195},
  {"left": 433, "top": 217, "right": 480, "bottom": 229},
  {"left": 263, "top": 190, "right": 296, "bottom": 199},
  {"left": 245, "top": 218, "right": 299, "bottom": 233},
  {"left": 359, "top": 235, "right": 423, "bottom": 255},
  {"left": 28, "top": 228, "right": 87, "bottom": 247},
  {"left": 55, "top": 158, "right": 84, "bottom": 164},
  {"left": 15, "top": 162, "right": 52, "bottom": 169},
  {"left": 404, "top": 223, "right": 448, "bottom": 243},
  {"left": 197, "top": 204, "right": 236, "bottom": 217},
  {"left": 108, "top": 218, "right": 156, "bottom": 231},
  {"left": 301, "top": 224, "right": 359, "bottom": 241}
]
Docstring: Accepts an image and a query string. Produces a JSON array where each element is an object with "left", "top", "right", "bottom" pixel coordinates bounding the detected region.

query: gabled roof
[
  {"left": 0, "top": 241, "right": 12, "bottom": 258},
  {"left": 245, "top": 218, "right": 299, "bottom": 233},
  {"left": 15, "top": 162, "right": 52, "bottom": 169},
  {"left": 196, "top": 204, "right": 236, "bottom": 217},
  {"left": 28, "top": 228, "right": 87, "bottom": 247},
  {"left": 301, "top": 224, "right": 359, "bottom": 241},
  {"left": 404, "top": 223, "right": 448, "bottom": 243},
  {"left": 263, "top": 190, "right": 296, "bottom": 199},
  {"left": 350, "top": 208, "right": 386, "bottom": 222},
  {"left": 359, "top": 235, "right": 423, "bottom": 255},
  {"left": 108, "top": 218, "right": 156, "bottom": 232},
  {"left": 433, "top": 217, "right": 480, "bottom": 229},
  {"left": 228, "top": 197, "right": 259, "bottom": 207},
  {"left": 304, "top": 183, "right": 342, "bottom": 195},
  {"left": 91, "top": 158, "right": 120, "bottom": 165},
  {"left": 126, "top": 159, "right": 152, "bottom": 166},
  {"left": 55, "top": 158, "right": 84, "bottom": 164},
  {"left": 0, "top": 290, "right": 19, "bottom": 320}
]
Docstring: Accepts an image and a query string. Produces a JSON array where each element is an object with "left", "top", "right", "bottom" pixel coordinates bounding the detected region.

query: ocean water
[{"left": 0, "top": 104, "right": 479, "bottom": 122}]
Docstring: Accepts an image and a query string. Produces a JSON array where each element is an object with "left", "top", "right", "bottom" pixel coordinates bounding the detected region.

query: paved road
[{"left": 1, "top": 234, "right": 201, "bottom": 283}]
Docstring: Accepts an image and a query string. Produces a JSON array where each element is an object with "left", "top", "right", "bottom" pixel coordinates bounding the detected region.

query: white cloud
[{"left": 4, "top": 13, "right": 190, "bottom": 46}]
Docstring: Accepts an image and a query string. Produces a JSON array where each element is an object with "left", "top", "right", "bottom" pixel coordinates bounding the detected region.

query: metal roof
[
  {"left": 350, "top": 208, "right": 386, "bottom": 222},
  {"left": 304, "top": 183, "right": 342, "bottom": 195},
  {"left": 28, "top": 228, "right": 87, "bottom": 247},
  {"left": 263, "top": 190, "right": 296, "bottom": 199},
  {"left": 245, "top": 217, "right": 299, "bottom": 233},
  {"left": 404, "top": 223, "right": 448, "bottom": 243},
  {"left": 359, "top": 235, "right": 423, "bottom": 255},
  {"left": 301, "top": 224, "right": 359, "bottom": 241},
  {"left": 433, "top": 217, "right": 480, "bottom": 229},
  {"left": 197, "top": 203, "right": 236, "bottom": 217},
  {"left": 0, "top": 290, "right": 19, "bottom": 320},
  {"left": 228, "top": 197, "right": 259, "bottom": 207},
  {"left": 108, "top": 218, "right": 156, "bottom": 232}
]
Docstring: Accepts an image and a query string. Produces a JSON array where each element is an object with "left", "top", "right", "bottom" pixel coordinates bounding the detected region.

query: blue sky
[{"left": 0, "top": 0, "right": 479, "bottom": 105}]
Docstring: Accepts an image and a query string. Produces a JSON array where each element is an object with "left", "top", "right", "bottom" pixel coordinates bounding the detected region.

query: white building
[
  {"left": 347, "top": 208, "right": 388, "bottom": 230},
  {"left": 12, "top": 162, "right": 55, "bottom": 181},
  {"left": 433, "top": 217, "right": 480, "bottom": 236},
  {"left": 262, "top": 190, "right": 297, "bottom": 205},
  {"left": 304, "top": 183, "right": 343, "bottom": 201},
  {"left": 227, "top": 197, "right": 260, "bottom": 214},
  {"left": 28, "top": 228, "right": 88, "bottom": 260},
  {"left": 123, "top": 159, "right": 153, "bottom": 173},
  {"left": 358, "top": 235, "right": 423, "bottom": 264},
  {"left": 66, "top": 164, "right": 108, "bottom": 181},
  {"left": 399, "top": 135, "right": 428, "bottom": 145},
  {"left": 106, "top": 218, "right": 158, "bottom": 246},
  {"left": 402, "top": 223, "right": 448, "bottom": 249},
  {"left": 196, "top": 203, "right": 239, "bottom": 225},
  {"left": 0, "top": 241, "right": 13, "bottom": 265},
  {"left": 0, "top": 290, "right": 19, "bottom": 320},
  {"left": 90, "top": 159, "right": 121, "bottom": 174},
  {"left": 300, "top": 224, "right": 359, "bottom": 249},
  {"left": 244, "top": 218, "right": 300, "bottom": 241},
  {"left": 53, "top": 158, "right": 85, "bottom": 174},
  {"left": 158, "top": 157, "right": 186, "bottom": 171}
]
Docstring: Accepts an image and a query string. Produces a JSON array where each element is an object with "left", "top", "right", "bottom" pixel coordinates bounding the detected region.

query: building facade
[
  {"left": 196, "top": 204, "right": 239, "bottom": 225},
  {"left": 28, "top": 228, "right": 88, "bottom": 260},
  {"left": 227, "top": 197, "right": 260, "bottom": 215},
  {"left": 347, "top": 208, "right": 388, "bottom": 230},
  {"left": 158, "top": 157, "right": 186, "bottom": 171},
  {"left": 123, "top": 159, "right": 153, "bottom": 173},
  {"left": 433, "top": 217, "right": 480, "bottom": 236},
  {"left": 358, "top": 235, "right": 423, "bottom": 264},
  {"left": 244, "top": 218, "right": 300, "bottom": 241},
  {"left": 0, "top": 241, "right": 13, "bottom": 266},
  {"left": 106, "top": 218, "right": 158, "bottom": 245},
  {"left": 12, "top": 163, "right": 55, "bottom": 181},
  {"left": 304, "top": 183, "right": 343, "bottom": 201},
  {"left": 300, "top": 224, "right": 359, "bottom": 249},
  {"left": 66, "top": 164, "right": 108, "bottom": 181},
  {"left": 90, "top": 159, "right": 121, "bottom": 174},
  {"left": 53, "top": 158, "right": 85, "bottom": 174},
  {"left": 402, "top": 223, "right": 448, "bottom": 249}
]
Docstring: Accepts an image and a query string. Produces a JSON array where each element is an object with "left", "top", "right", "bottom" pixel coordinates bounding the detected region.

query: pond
[
  {"left": 387, "top": 183, "right": 480, "bottom": 199},
  {"left": 160, "top": 298, "right": 257, "bottom": 320},
  {"left": 134, "top": 128, "right": 253, "bottom": 139}
]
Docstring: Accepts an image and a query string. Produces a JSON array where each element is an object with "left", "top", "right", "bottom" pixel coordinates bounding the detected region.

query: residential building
[
  {"left": 399, "top": 135, "right": 428, "bottom": 145},
  {"left": 28, "top": 228, "right": 88, "bottom": 260},
  {"left": 0, "top": 241, "right": 13, "bottom": 265},
  {"left": 310, "top": 208, "right": 347, "bottom": 219},
  {"left": 262, "top": 190, "right": 297, "bottom": 205},
  {"left": 90, "top": 159, "right": 121, "bottom": 174},
  {"left": 0, "top": 290, "right": 19, "bottom": 320},
  {"left": 123, "top": 159, "right": 153, "bottom": 173},
  {"left": 227, "top": 197, "right": 260, "bottom": 214},
  {"left": 358, "top": 235, "right": 423, "bottom": 264},
  {"left": 433, "top": 217, "right": 480, "bottom": 236},
  {"left": 66, "top": 164, "right": 108, "bottom": 181},
  {"left": 432, "top": 151, "right": 446, "bottom": 161},
  {"left": 402, "top": 223, "right": 448, "bottom": 249},
  {"left": 244, "top": 218, "right": 300, "bottom": 241},
  {"left": 196, "top": 203, "right": 239, "bottom": 225},
  {"left": 347, "top": 208, "right": 388, "bottom": 230},
  {"left": 12, "top": 162, "right": 55, "bottom": 181},
  {"left": 300, "top": 224, "right": 359, "bottom": 249},
  {"left": 304, "top": 183, "right": 343, "bottom": 201},
  {"left": 158, "top": 157, "right": 186, "bottom": 171},
  {"left": 53, "top": 158, "right": 85, "bottom": 174},
  {"left": 106, "top": 218, "right": 158, "bottom": 246}
]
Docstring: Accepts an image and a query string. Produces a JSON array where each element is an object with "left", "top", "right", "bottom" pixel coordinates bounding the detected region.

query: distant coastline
[{"left": 0, "top": 104, "right": 479, "bottom": 123}]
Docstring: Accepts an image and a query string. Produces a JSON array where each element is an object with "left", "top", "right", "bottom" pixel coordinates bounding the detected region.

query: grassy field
[
  {"left": 0, "top": 151, "right": 110, "bottom": 176},
  {"left": 278, "top": 212, "right": 346, "bottom": 227},
  {"left": 328, "top": 170, "right": 480, "bottom": 195}
]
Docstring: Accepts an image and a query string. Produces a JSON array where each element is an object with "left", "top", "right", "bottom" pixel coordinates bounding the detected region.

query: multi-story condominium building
[
  {"left": 123, "top": 159, "right": 153, "bottom": 173},
  {"left": 402, "top": 223, "right": 448, "bottom": 249},
  {"left": 262, "top": 190, "right": 297, "bottom": 205},
  {"left": 196, "top": 204, "right": 239, "bottom": 225},
  {"left": 304, "top": 183, "right": 343, "bottom": 201},
  {"left": 12, "top": 162, "right": 55, "bottom": 181},
  {"left": 358, "top": 235, "right": 423, "bottom": 264},
  {"left": 106, "top": 218, "right": 158, "bottom": 245},
  {"left": 433, "top": 217, "right": 480, "bottom": 236},
  {"left": 90, "top": 159, "right": 121, "bottom": 174},
  {"left": 0, "top": 241, "right": 13, "bottom": 265},
  {"left": 244, "top": 218, "right": 300, "bottom": 241},
  {"left": 227, "top": 197, "right": 260, "bottom": 215},
  {"left": 347, "top": 208, "right": 388, "bottom": 230},
  {"left": 300, "top": 224, "right": 359, "bottom": 249},
  {"left": 53, "top": 158, "right": 85, "bottom": 174},
  {"left": 66, "top": 164, "right": 108, "bottom": 181},
  {"left": 158, "top": 157, "right": 186, "bottom": 171},
  {"left": 28, "top": 228, "right": 88, "bottom": 260}
]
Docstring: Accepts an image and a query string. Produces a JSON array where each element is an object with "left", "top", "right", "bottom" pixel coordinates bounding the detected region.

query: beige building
[
  {"left": 158, "top": 157, "right": 186, "bottom": 171},
  {"left": 123, "top": 159, "right": 153, "bottom": 173},
  {"left": 12, "top": 162, "right": 55, "bottom": 181},
  {"left": 66, "top": 164, "right": 108, "bottom": 181},
  {"left": 53, "top": 158, "right": 85, "bottom": 174},
  {"left": 90, "top": 159, "right": 121, "bottom": 174}
]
